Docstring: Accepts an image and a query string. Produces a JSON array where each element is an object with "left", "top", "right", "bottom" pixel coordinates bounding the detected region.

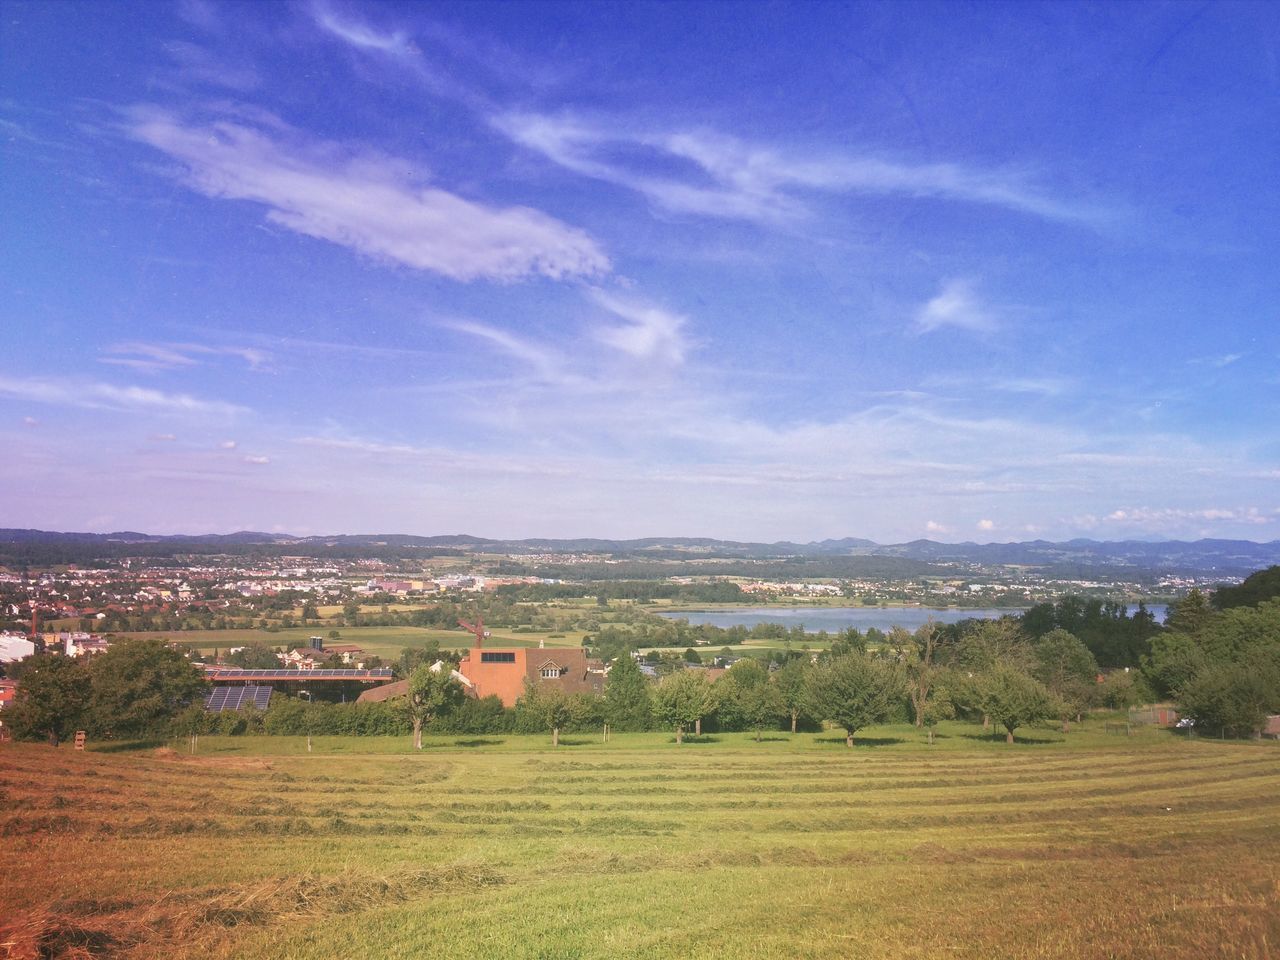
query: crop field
[{"left": 3, "top": 732, "right": 1278, "bottom": 959}]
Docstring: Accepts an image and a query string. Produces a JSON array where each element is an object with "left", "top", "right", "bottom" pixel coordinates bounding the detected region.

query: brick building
[{"left": 456, "top": 645, "right": 605, "bottom": 707}]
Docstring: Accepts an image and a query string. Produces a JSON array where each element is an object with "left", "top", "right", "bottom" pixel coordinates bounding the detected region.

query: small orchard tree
[
  {"left": 542, "top": 689, "right": 572, "bottom": 747},
  {"left": 714, "top": 658, "right": 769, "bottom": 731},
  {"left": 652, "top": 670, "right": 717, "bottom": 744},
  {"left": 808, "top": 655, "right": 898, "bottom": 747},
  {"left": 406, "top": 665, "right": 465, "bottom": 750},
  {"left": 604, "top": 653, "right": 652, "bottom": 731},
  {"left": 739, "top": 678, "right": 785, "bottom": 742},
  {"left": 906, "top": 621, "right": 942, "bottom": 729},
  {"left": 919, "top": 670, "right": 957, "bottom": 744},
  {"left": 980, "top": 665, "right": 1054, "bottom": 744},
  {"left": 7, "top": 654, "right": 91, "bottom": 746},
  {"left": 773, "top": 659, "right": 812, "bottom": 734}
]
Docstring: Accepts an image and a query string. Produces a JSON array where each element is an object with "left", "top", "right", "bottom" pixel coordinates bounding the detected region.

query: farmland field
[
  {"left": 3, "top": 730, "right": 1278, "bottom": 959},
  {"left": 107, "top": 626, "right": 589, "bottom": 661}
]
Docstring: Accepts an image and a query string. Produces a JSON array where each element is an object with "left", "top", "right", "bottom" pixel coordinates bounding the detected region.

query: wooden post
[
  {"left": 695, "top": 718, "right": 701, "bottom": 736},
  {"left": 307, "top": 735, "right": 313, "bottom": 753},
  {"left": 73, "top": 731, "right": 86, "bottom": 751}
]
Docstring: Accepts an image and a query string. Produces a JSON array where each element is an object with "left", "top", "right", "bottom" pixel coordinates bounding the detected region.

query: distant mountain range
[{"left": 2, "top": 528, "right": 1278, "bottom": 574}]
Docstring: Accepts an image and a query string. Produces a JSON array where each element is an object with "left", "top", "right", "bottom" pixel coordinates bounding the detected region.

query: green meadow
[
  {"left": 3, "top": 727, "right": 1278, "bottom": 960},
  {"left": 110, "top": 626, "right": 589, "bottom": 661}
]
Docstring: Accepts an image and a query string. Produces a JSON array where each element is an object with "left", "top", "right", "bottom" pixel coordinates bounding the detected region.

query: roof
[{"left": 356, "top": 679, "right": 410, "bottom": 703}]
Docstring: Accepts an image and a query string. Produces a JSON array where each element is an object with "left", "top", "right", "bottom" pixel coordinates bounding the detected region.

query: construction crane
[{"left": 458, "top": 616, "right": 490, "bottom": 649}]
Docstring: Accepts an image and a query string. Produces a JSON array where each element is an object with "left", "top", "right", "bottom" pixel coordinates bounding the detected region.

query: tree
[
  {"left": 652, "top": 670, "right": 717, "bottom": 744},
  {"left": 1032, "top": 629, "right": 1099, "bottom": 726},
  {"left": 979, "top": 665, "right": 1054, "bottom": 744},
  {"left": 88, "top": 640, "right": 208, "bottom": 739},
  {"left": 1143, "top": 630, "right": 1208, "bottom": 699},
  {"left": 406, "top": 664, "right": 465, "bottom": 750},
  {"left": 543, "top": 690, "right": 572, "bottom": 747},
  {"left": 399, "top": 642, "right": 446, "bottom": 677},
  {"left": 957, "top": 619, "right": 1032, "bottom": 673},
  {"left": 918, "top": 669, "right": 957, "bottom": 744},
  {"left": 6, "top": 654, "right": 90, "bottom": 745},
  {"left": 906, "top": 622, "right": 942, "bottom": 728},
  {"left": 808, "top": 655, "right": 897, "bottom": 747},
  {"left": 604, "top": 654, "right": 652, "bottom": 732},
  {"left": 738, "top": 677, "right": 785, "bottom": 741},
  {"left": 227, "top": 643, "right": 280, "bottom": 669},
  {"left": 1177, "top": 652, "right": 1280, "bottom": 738},
  {"left": 1210, "top": 565, "right": 1280, "bottom": 611},
  {"left": 774, "top": 659, "right": 812, "bottom": 734}
]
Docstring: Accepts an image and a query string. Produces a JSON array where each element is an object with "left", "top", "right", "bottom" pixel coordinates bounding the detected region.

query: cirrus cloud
[{"left": 123, "top": 106, "right": 610, "bottom": 283}]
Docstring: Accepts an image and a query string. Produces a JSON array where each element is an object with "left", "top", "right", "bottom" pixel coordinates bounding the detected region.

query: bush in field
[
  {"left": 1095, "top": 670, "right": 1143, "bottom": 710},
  {"left": 566, "top": 691, "right": 605, "bottom": 731},
  {"left": 5, "top": 654, "right": 91, "bottom": 746},
  {"left": 807, "top": 654, "right": 898, "bottom": 747},
  {"left": 432, "top": 694, "right": 511, "bottom": 735}
]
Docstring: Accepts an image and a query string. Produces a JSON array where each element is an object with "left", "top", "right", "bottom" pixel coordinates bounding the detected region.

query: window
[
  {"left": 481, "top": 652, "right": 516, "bottom": 663},
  {"left": 539, "top": 663, "right": 563, "bottom": 678}
]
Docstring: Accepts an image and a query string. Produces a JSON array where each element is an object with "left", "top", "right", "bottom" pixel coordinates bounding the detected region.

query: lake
[{"left": 657, "top": 604, "right": 1168, "bottom": 634}]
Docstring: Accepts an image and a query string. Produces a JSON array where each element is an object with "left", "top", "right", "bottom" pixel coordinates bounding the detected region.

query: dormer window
[{"left": 540, "top": 663, "right": 563, "bottom": 679}]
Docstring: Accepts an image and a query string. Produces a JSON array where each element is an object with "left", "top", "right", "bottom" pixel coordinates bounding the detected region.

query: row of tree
[{"left": 4, "top": 640, "right": 207, "bottom": 744}]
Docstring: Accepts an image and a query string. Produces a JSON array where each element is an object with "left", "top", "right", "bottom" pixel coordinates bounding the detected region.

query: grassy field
[
  {"left": 107, "top": 627, "right": 589, "bottom": 661},
  {"left": 3, "top": 727, "right": 1278, "bottom": 959}
]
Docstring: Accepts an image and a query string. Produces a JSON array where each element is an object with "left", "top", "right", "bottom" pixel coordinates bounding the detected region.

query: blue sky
[{"left": 2, "top": 0, "right": 1278, "bottom": 542}]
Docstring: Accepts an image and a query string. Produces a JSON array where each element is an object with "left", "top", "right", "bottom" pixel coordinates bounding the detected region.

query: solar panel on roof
[{"left": 203, "top": 685, "right": 273, "bottom": 712}]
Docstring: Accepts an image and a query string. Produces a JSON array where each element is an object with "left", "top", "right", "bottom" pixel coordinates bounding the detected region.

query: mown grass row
[{"left": 2, "top": 734, "right": 1278, "bottom": 959}]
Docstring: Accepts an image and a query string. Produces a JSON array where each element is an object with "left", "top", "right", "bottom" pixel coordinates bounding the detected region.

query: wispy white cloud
[
  {"left": 441, "top": 320, "right": 564, "bottom": 380},
  {"left": 0, "top": 375, "right": 246, "bottom": 417},
  {"left": 312, "top": 6, "right": 414, "bottom": 55},
  {"left": 915, "top": 279, "right": 998, "bottom": 334},
  {"left": 100, "top": 341, "right": 270, "bottom": 373},
  {"left": 1188, "top": 352, "right": 1244, "bottom": 368},
  {"left": 977, "top": 519, "right": 996, "bottom": 531},
  {"left": 589, "top": 291, "right": 690, "bottom": 366},
  {"left": 122, "top": 106, "right": 610, "bottom": 283},
  {"left": 494, "top": 113, "right": 1107, "bottom": 227}
]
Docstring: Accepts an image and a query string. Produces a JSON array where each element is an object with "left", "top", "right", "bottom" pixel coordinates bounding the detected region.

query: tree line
[{"left": 7, "top": 566, "right": 1279, "bottom": 745}]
